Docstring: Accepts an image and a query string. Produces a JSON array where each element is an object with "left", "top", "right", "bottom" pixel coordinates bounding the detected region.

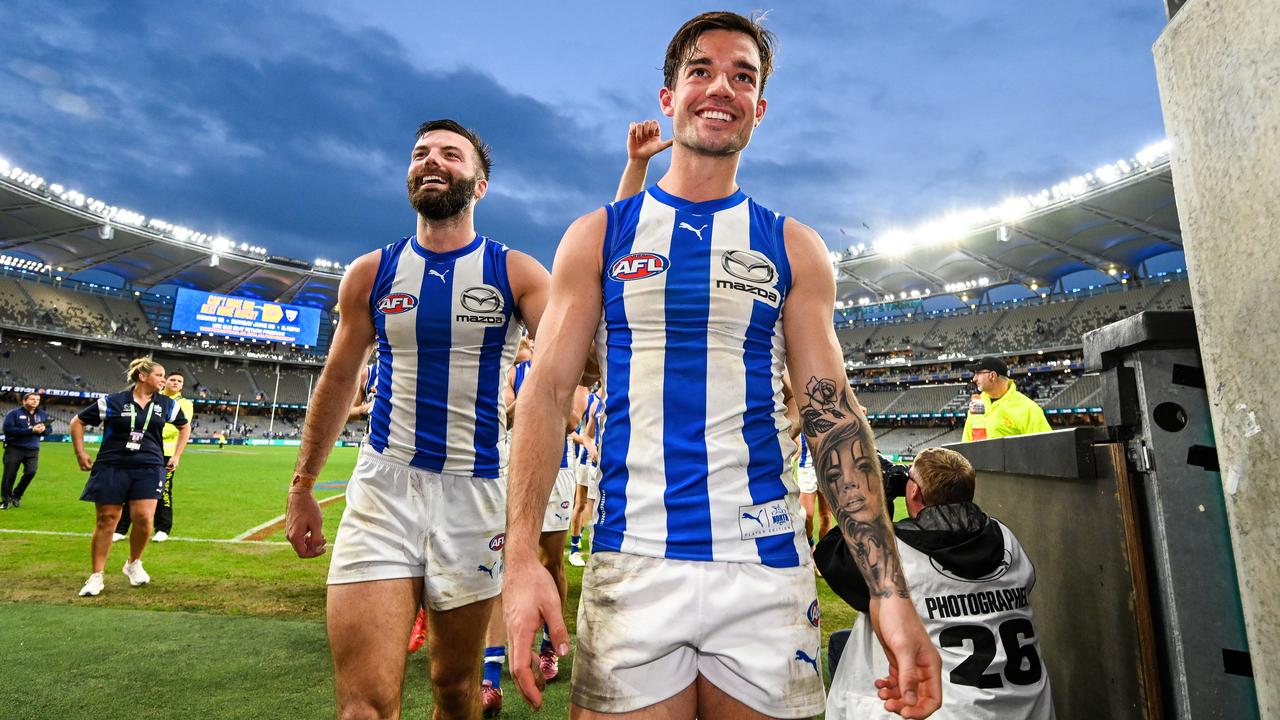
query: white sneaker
[
  {"left": 153, "top": 531, "right": 169, "bottom": 542},
  {"left": 111, "top": 532, "right": 126, "bottom": 542},
  {"left": 568, "top": 552, "right": 586, "bottom": 567},
  {"left": 79, "top": 572, "right": 105, "bottom": 597},
  {"left": 122, "top": 559, "right": 150, "bottom": 586}
]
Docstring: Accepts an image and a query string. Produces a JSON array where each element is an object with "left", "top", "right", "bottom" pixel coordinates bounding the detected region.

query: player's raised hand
[
  {"left": 627, "top": 119, "right": 673, "bottom": 162},
  {"left": 285, "top": 487, "right": 327, "bottom": 558},
  {"left": 503, "top": 558, "right": 566, "bottom": 709},
  {"left": 871, "top": 594, "right": 943, "bottom": 718}
]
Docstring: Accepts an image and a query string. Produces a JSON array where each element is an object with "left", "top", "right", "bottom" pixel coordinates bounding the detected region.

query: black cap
[{"left": 969, "top": 356, "right": 1009, "bottom": 377}]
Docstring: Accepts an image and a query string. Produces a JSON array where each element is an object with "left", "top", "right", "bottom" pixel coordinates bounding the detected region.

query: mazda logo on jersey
[
  {"left": 721, "top": 249, "right": 775, "bottom": 284},
  {"left": 460, "top": 285, "right": 504, "bottom": 314},
  {"left": 377, "top": 293, "right": 418, "bottom": 314},
  {"left": 609, "top": 252, "right": 669, "bottom": 282}
]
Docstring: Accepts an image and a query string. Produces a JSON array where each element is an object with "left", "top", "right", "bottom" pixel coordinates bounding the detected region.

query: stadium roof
[
  {"left": 1, "top": 141, "right": 1179, "bottom": 313},
  {"left": 833, "top": 141, "right": 1180, "bottom": 307},
  {"left": 0, "top": 158, "right": 343, "bottom": 310}
]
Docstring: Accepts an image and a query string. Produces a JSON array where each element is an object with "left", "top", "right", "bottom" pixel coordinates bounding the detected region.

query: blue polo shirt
[
  {"left": 76, "top": 390, "right": 188, "bottom": 468},
  {"left": 3, "top": 407, "right": 50, "bottom": 450}
]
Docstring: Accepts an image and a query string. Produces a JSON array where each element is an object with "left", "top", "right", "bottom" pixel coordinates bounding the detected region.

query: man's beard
[
  {"left": 675, "top": 116, "right": 750, "bottom": 157},
  {"left": 407, "top": 170, "right": 478, "bottom": 221}
]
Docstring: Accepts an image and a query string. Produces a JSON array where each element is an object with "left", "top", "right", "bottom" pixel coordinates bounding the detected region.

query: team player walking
[
  {"left": 285, "top": 118, "right": 550, "bottom": 719},
  {"left": 286, "top": 11, "right": 953, "bottom": 720},
  {"left": 503, "top": 11, "right": 939, "bottom": 720}
]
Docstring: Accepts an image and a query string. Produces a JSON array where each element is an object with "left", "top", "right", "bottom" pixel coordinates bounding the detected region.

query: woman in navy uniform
[{"left": 70, "top": 358, "right": 190, "bottom": 597}]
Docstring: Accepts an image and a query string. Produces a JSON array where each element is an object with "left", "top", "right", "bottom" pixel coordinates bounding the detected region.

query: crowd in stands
[{"left": 840, "top": 278, "right": 1192, "bottom": 362}]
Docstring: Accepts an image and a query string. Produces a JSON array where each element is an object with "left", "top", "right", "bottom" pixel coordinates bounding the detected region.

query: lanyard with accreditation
[{"left": 123, "top": 402, "right": 155, "bottom": 452}]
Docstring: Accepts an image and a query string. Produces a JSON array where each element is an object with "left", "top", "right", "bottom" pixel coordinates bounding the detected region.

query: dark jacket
[
  {"left": 814, "top": 501, "right": 1006, "bottom": 612},
  {"left": 3, "top": 407, "right": 50, "bottom": 450}
]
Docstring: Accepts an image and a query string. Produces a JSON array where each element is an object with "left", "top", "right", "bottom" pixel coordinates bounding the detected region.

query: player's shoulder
[{"left": 781, "top": 216, "right": 824, "bottom": 247}]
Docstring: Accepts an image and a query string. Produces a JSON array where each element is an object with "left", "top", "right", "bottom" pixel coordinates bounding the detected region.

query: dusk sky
[{"left": 0, "top": 1, "right": 1169, "bottom": 270}]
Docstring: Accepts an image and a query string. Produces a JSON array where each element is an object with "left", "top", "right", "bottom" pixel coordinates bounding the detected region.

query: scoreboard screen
[{"left": 170, "top": 288, "right": 321, "bottom": 346}]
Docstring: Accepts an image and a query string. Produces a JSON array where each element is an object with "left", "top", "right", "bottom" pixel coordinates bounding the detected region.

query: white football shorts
[
  {"left": 327, "top": 447, "right": 506, "bottom": 612},
  {"left": 571, "top": 552, "right": 825, "bottom": 717},
  {"left": 542, "top": 467, "right": 575, "bottom": 533},
  {"left": 574, "top": 459, "right": 601, "bottom": 501},
  {"left": 796, "top": 464, "right": 818, "bottom": 494}
]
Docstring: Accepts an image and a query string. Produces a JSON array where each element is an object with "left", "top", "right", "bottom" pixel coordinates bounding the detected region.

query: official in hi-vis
[
  {"left": 2, "top": 392, "right": 50, "bottom": 509},
  {"left": 114, "top": 370, "right": 193, "bottom": 542},
  {"left": 961, "top": 357, "right": 1051, "bottom": 442}
]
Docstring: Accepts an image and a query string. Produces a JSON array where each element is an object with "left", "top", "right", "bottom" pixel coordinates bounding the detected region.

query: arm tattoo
[{"left": 801, "top": 376, "right": 909, "bottom": 599}]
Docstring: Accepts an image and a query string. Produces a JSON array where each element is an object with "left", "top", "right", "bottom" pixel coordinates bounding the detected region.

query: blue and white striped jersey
[
  {"left": 367, "top": 235, "right": 522, "bottom": 478},
  {"left": 798, "top": 433, "right": 813, "bottom": 469},
  {"left": 593, "top": 185, "right": 804, "bottom": 568},
  {"left": 510, "top": 359, "right": 572, "bottom": 469},
  {"left": 576, "top": 392, "right": 600, "bottom": 465}
]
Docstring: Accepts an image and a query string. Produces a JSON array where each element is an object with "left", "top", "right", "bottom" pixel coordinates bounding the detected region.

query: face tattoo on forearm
[{"left": 801, "top": 376, "right": 909, "bottom": 600}]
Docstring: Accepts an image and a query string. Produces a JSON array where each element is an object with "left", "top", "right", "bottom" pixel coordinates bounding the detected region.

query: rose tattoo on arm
[{"left": 802, "top": 377, "right": 909, "bottom": 599}]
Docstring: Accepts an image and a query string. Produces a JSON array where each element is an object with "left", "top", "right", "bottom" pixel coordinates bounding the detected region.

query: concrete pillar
[{"left": 1153, "top": 0, "right": 1280, "bottom": 715}]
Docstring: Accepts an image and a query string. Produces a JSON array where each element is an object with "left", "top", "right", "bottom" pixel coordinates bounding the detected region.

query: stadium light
[{"left": 859, "top": 139, "right": 1171, "bottom": 260}]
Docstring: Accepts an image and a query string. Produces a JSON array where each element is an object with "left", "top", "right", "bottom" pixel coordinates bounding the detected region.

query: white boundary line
[
  {"left": 231, "top": 491, "right": 346, "bottom": 541},
  {"left": 0, "top": 528, "right": 289, "bottom": 546}
]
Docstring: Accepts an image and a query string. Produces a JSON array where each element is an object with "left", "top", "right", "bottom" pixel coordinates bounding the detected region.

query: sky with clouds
[{"left": 0, "top": 1, "right": 1169, "bottom": 272}]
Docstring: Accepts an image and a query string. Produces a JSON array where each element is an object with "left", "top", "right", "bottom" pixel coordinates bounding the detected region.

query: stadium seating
[
  {"left": 1044, "top": 373, "right": 1103, "bottom": 409},
  {"left": 885, "top": 384, "right": 968, "bottom": 415},
  {"left": 874, "top": 426, "right": 959, "bottom": 456},
  {"left": 840, "top": 279, "right": 1192, "bottom": 361}
]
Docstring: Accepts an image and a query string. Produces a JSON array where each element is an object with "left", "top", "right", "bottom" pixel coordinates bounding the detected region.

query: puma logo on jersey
[
  {"left": 679, "top": 221, "right": 709, "bottom": 241},
  {"left": 794, "top": 649, "right": 820, "bottom": 675},
  {"left": 739, "top": 500, "right": 795, "bottom": 539},
  {"left": 477, "top": 562, "right": 498, "bottom": 578},
  {"left": 427, "top": 268, "right": 450, "bottom": 282}
]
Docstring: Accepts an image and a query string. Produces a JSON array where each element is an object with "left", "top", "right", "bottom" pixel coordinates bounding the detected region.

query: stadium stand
[
  {"left": 1044, "top": 373, "right": 1103, "bottom": 410},
  {"left": 874, "top": 426, "right": 960, "bottom": 456},
  {"left": 886, "top": 384, "right": 968, "bottom": 415}
]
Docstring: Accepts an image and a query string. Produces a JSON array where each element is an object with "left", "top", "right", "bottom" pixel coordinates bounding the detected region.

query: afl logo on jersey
[
  {"left": 488, "top": 533, "right": 506, "bottom": 552},
  {"left": 609, "top": 252, "right": 669, "bottom": 282},
  {"left": 460, "top": 285, "right": 504, "bottom": 314},
  {"left": 377, "top": 293, "right": 418, "bottom": 314},
  {"left": 721, "top": 249, "right": 775, "bottom": 284},
  {"left": 807, "top": 599, "right": 821, "bottom": 627}
]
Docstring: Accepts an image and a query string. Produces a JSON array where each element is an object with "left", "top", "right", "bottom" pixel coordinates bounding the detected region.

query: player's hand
[
  {"left": 503, "top": 556, "right": 567, "bottom": 710},
  {"left": 870, "top": 594, "right": 943, "bottom": 718},
  {"left": 166, "top": 456, "right": 180, "bottom": 472},
  {"left": 75, "top": 451, "right": 93, "bottom": 472},
  {"left": 32, "top": 423, "right": 46, "bottom": 433},
  {"left": 285, "top": 489, "right": 327, "bottom": 558},
  {"left": 627, "top": 120, "right": 672, "bottom": 162}
]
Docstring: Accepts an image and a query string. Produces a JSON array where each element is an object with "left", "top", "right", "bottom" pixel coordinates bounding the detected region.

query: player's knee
[
  {"left": 336, "top": 697, "right": 398, "bottom": 720},
  {"left": 429, "top": 667, "right": 475, "bottom": 713}
]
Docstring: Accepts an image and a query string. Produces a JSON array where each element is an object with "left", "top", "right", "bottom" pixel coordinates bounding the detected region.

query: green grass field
[{"left": 0, "top": 445, "right": 859, "bottom": 719}]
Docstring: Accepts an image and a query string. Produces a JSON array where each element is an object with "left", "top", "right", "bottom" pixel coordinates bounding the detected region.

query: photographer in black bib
[
  {"left": 70, "top": 357, "right": 190, "bottom": 597},
  {"left": 819, "top": 448, "right": 1055, "bottom": 719}
]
